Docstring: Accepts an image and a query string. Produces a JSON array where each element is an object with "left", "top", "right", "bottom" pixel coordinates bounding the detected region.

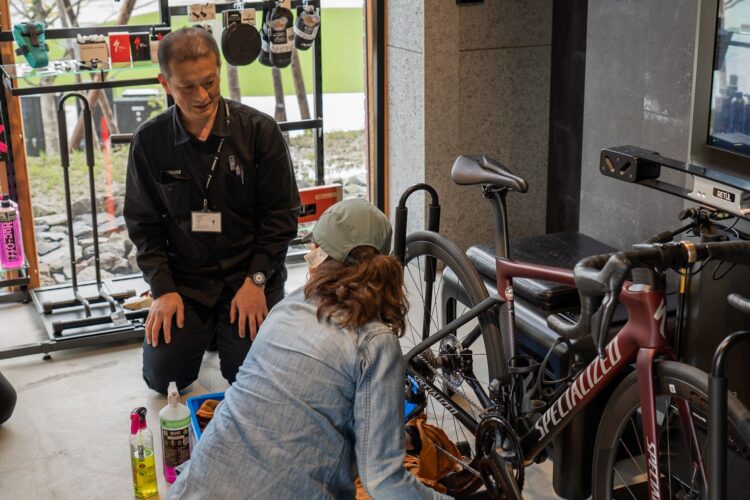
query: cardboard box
[
  {"left": 108, "top": 32, "right": 131, "bottom": 64},
  {"left": 76, "top": 41, "right": 109, "bottom": 64},
  {"left": 298, "top": 184, "right": 343, "bottom": 224},
  {"left": 129, "top": 32, "right": 150, "bottom": 62}
]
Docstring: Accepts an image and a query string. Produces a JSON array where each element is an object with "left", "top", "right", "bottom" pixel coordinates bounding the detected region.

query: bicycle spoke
[
  {"left": 619, "top": 432, "right": 645, "bottom": 477},
  {"left": 613, "top": 467, "right": 639, "bottom": 500}
]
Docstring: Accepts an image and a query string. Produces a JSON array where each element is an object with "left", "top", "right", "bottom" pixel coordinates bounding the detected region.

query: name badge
[{"left": 191, "top": 211, "right": 222, "bottom": 233}]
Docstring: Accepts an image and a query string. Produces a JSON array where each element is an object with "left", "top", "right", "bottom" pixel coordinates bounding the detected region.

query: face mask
[{"left": 304, "top": 246, "right": 329, "bottom": 270}]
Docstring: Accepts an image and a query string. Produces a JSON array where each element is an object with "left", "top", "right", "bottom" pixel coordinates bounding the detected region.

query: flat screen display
[{"left": 709, "top": 1, "right": 750, "bottom": 158}]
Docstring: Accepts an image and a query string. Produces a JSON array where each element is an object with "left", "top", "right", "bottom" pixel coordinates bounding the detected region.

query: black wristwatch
[{"left": 251, "top": 271, "right": 267, "bottom": 287}]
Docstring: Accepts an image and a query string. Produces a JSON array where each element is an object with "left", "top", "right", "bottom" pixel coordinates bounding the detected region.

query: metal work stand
[
  {"left": 0, "top": 94, "right": 148, "bottom": 361},
  {"left": 0, "top": 264, "right": 30, "bottom": 304}
]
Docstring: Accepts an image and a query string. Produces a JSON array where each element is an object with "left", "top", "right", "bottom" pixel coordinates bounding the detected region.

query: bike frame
[
  {"left": 503, "top": 257, "right": 705, "bottom": 499},
  {"left": 403, "top": 256, "right": 706, "bottom": 500}
]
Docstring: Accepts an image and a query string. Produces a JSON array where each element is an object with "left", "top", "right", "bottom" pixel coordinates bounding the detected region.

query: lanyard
[
  {"left": 200, "top": 101, "right": 231, "bottom": 211},
  {"left": 201, "top": 138, "right": 224, "bottom": 211}
]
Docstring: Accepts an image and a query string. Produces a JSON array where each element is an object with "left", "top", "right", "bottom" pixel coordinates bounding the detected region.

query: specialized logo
[
  {"left": 646, "top": 439, "right": 661, "bottom": 499},
  {"left": 534, "top": 336, "right": 623, "bottom": 438},
  {"left": 410, "top": 372, "right": 461, "bottom": 417}
]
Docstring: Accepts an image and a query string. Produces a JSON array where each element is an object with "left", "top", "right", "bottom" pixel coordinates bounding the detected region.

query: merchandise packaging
[
  {"left": 222, "top": 9, "right": 261, "bottom": 66},
  {"left": 75, "top": 34, "right": 109, "bottom": 65},
  {"left": 188, "top": 3, "right": 217, "bottom": 23},
  {"left": 108, "top": 32, "right": 131, "bottom": 65},
  {"left": 129, "top": 32, "right": 150, "bottom": 62},
  {"left": 149, "top": 27, "right": 170, "bottom": 64}
]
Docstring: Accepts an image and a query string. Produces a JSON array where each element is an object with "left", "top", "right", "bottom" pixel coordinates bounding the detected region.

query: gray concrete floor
[{"left": 0, "top": 263, "right": 559, "bottom": 499}]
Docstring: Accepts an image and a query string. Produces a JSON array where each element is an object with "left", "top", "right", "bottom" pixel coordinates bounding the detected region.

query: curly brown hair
[{"left": 303, "top": 246, "right": 408, "bottom": 336}]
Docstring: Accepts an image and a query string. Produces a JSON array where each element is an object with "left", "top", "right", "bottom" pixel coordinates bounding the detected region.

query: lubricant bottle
[
  {"left": 160, "top": 382, "right": 191, "bottom": 483},
  {"left": 130, "top": 407, "right": 158, "bottom": 498},
  {"left": 294, "top": 1, "right": 320, "bottom": 50},
  {"left": 0, "top": 194, "right": 24, "bottom": 271},
  {"left": 268, "top": 0, "right": 294, "bottom": 68}
]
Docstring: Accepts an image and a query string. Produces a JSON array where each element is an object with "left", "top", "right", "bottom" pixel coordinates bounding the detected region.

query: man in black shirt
[{"left": 124, "top": 27, "right": 300, "bottom": 394}]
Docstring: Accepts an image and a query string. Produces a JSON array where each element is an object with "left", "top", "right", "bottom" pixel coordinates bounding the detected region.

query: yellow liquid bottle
[
  {"left": 131, "top": 446, "right": 158, "bottom": 498},
  {"left": 130, "top": 407, "right": 158, "bottom": 498}
]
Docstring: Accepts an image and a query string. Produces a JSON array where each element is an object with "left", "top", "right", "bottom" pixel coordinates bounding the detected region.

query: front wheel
[{"left": 592, "top": 361, "right": 750, "bottom": 499}]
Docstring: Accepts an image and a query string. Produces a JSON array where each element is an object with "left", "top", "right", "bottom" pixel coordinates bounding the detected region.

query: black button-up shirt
[{"left": 124, "top": 98, "right": 301, "bottom": 306}]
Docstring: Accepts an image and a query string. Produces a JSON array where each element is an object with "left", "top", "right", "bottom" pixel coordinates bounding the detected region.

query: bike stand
[
  {"left": 708, "top": 296, "right": 750, "bottom": 500},
  {"left": 0, "top": 93, "right": 147, "bottom": 361}
]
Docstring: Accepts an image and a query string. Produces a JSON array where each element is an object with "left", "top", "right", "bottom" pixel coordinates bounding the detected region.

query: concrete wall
[
  {"left": 579, "top": 0, "right": 699, "bottom": 248},
  {"left": 388, "top": 0, "right": 552, "bottom": 250}
]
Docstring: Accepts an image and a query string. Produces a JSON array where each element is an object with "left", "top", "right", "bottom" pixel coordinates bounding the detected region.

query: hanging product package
[
  {"left": 267, "top": 1, "right": 294, "bottom": 68},
  {"left": 221, "top": 9, "right": 261, "bottom": 66},
  {"left": 295, "top": 1, "right": 320, "bottom": 50},
  {"left": 13, "top": 22, "right": 49, "bottom": 69},
  {"left": 259, "top": 5, "right": 273, "bottom": 67}
]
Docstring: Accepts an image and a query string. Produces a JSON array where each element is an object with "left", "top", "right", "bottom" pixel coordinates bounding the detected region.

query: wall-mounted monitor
[{"left": 690, "top": 0, "right": 750, "bottom": 175}]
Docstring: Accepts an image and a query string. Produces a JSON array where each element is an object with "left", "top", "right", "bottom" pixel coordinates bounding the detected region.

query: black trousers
[{"left": 142, "top": 280, "right": 285, "bottom": 395}]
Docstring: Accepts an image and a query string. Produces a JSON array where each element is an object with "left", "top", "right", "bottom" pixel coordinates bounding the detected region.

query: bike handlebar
[
  {"left": 728, "top": 293, "right": 750, "bottom": 316},
  {"left": 547, "top": 240, "right": 750, "bottom": 353}
]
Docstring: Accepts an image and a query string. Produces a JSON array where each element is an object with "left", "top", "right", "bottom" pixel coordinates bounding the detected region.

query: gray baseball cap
[{"left": 304, "top": 198, "right": 392, "bottom": 264}]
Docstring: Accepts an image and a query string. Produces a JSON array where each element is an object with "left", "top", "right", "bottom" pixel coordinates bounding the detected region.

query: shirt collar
[{"left": 172, "top": 97, "right": 230, "bottom": 145}]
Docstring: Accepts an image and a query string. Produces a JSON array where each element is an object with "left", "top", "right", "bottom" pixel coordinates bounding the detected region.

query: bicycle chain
[
  {"left": 432, "top": 442, "right": 481, "bottom": 478},
  {"left": 413, "top": 352, "right": 485, "bottom": 415}
]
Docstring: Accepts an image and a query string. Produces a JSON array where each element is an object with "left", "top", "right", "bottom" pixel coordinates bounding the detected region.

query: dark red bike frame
[{"left": 497, "top": 257, "right": 704, "bottom": 500}]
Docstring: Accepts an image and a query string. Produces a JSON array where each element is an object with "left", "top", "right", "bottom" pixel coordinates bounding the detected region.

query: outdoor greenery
[{"left": 27, "top": 129, "right": 367, "bottom": 217}]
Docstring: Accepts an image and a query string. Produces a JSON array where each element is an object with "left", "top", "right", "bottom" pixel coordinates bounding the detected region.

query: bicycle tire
[
  {"left": 402, "top": 231, "right": 508, "bottom": 497},
  {"left": 592, "top": 360, "right": 750, "bottom": 499}
]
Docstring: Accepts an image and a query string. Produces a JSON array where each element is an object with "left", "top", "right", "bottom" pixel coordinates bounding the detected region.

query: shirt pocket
[
  {"left": 156, "top": 178, "right": 192, "bottom": 219},
  {"left": 223, "top": 164, "right": 256, "bottom": 212}
]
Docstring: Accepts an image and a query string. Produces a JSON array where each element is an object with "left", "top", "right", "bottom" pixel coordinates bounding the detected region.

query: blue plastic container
[{"left": 186, "top": 392, "right": 225, "bottom": 440}]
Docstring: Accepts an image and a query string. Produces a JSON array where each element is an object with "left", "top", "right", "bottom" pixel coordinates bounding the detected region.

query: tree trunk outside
[
  {"left": 272, "top": 67, "right": 287, "bottom": 123},
  {"left": 227, "top": 65, "right": 242, "bottom": 102},
  {"left": 39, "top": 78, "right": 60, "bottom": 155},
  {"left": 291, "top": 48, "right": 310, "bottom": 120}
]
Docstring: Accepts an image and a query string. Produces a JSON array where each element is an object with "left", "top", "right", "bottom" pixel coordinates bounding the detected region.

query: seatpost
[{"left": 485, "top": 187, "right": 510, "bottom": 259}]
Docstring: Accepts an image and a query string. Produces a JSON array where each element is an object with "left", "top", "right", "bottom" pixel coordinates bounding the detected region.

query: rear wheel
[
  {"left": 402, "top": 231, "right": 513, "bottom": 496},
  {"left": 592, "top": 361, "right": 750, "bottom": 499}
]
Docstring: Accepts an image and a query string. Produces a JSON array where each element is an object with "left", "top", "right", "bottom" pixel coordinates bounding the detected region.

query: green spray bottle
[
  {"left": 160, "top": 382, "right": 192, "bottom": 483},
  {"left": 130, "top": 407, "right": 158, "bottom": 498}
]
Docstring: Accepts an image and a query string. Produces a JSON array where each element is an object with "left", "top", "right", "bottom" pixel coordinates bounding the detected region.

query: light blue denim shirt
[{"left": 168, "top": 288, "right": 449, "bottom": 499}]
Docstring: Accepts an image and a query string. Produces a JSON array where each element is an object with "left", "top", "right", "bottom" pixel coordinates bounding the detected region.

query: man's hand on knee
[
  {"left": 145, "top": 292, "right": 185, "bottom": 347},
  {"left": 230, "top": 279, "right": 268, "bottom": 340}
]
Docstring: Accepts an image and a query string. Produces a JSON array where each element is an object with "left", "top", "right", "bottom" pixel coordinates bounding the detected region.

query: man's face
[{"left": 158, "top": 54, "right": 221, "bottom": 124}]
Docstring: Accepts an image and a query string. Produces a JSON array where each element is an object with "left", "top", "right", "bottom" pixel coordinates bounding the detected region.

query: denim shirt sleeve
[{"left": 354, "top": 329, "right": 451, "bottom": 499}]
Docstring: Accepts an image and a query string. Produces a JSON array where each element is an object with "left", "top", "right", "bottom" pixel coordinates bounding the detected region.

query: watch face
[{"left": 252, "top": 272, "right": 266, "bottom": 285}]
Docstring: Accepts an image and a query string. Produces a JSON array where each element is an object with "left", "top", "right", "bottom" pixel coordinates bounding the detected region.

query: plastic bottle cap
[{"left": 130, "top": 407, "right": 148, "bottom": 434}]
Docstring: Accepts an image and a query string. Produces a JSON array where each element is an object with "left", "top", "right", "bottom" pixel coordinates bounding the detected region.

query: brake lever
[{"left": 594, "top": 254, "right": 631, "bottom": 357}]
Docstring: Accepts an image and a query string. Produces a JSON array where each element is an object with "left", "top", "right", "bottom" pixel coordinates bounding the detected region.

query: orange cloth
[
  {"left": 355, "top": 413, "right": 462, "bottom": 498},
  {"left": 195, "top": 399, "right": 221, "bottom": 431}
]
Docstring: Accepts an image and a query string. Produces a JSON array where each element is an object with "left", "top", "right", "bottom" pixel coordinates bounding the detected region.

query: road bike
[{"left": 396, "top": 155, "right": 750, "bottom": 499}]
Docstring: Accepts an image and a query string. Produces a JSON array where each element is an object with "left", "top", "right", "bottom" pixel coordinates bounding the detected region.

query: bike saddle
[{"left": 450, "top": 155, "right": 528, "bottom": 192}]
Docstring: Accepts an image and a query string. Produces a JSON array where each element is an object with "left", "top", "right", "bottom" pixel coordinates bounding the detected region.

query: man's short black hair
[{"left": 158, "top": 27, "right": 221, "bottom": 76}]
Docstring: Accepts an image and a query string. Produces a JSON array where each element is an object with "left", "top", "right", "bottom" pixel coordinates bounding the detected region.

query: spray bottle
[
  {"left": 0, "top": 194, "right": 24, "bottom": 271},
  {"left": 160, "top": 382, "right": 192, "bottom": 483},
  {"left": 130, "top": 407, "right": 158, "bottom": 498}
]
